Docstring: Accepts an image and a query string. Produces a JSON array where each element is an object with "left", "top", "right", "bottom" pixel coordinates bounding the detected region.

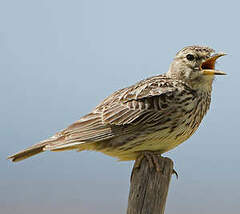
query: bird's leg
[{"left": 134, "top": 151, "right": 162, "bottom": 172}]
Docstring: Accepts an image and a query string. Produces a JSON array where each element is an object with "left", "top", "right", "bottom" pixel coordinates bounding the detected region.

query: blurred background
[{"left": 1, "top": 0, "right": 239, "bottom": 214}]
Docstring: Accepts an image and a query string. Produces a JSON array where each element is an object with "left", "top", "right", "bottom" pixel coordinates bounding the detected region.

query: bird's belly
[
  {"left": 119, "top": 109, "right": 202, "bottom": 155},
  {"left": 139, "top": 125, "right": 196, "bottom": 152},
  {"left": 100, "top": 119, "right": 201, "bottom": 161},
  {"left": 132, "top": 126, "right": 194, "bottom": 152},
  {"left": 98, "top": 99, "right": 208, "bottom": 161}
]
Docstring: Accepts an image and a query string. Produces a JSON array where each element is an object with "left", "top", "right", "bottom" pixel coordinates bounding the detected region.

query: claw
[{"left": 172, "top": 168, "right": 178, "bottom": 179}]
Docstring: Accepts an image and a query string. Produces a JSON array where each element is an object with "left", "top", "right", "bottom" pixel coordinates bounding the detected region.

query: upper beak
[{"left": 201, "top": 53, "right": 227, "bottom": 75}]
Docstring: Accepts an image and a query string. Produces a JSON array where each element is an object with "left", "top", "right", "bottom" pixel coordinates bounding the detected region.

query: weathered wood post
[{"left": 127, "top": 155, "right": 173, "bottom": 214}]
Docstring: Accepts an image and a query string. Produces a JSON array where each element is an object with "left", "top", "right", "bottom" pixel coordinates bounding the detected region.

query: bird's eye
[{"left": 186, "top": 54, "right": 195, "bottom": 61}]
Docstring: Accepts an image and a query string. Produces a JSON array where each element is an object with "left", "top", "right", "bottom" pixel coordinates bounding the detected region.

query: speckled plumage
[{"left": 8, "top": 45, "right": 226, "bottom": 162}]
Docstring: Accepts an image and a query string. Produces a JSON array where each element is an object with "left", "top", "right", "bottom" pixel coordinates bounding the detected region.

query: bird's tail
[
  {"left": 8, "top": 142, "right": 48, "bottom": 162},
  {"left": 8, "top": 134, "right": 67, "bottom": 162}
]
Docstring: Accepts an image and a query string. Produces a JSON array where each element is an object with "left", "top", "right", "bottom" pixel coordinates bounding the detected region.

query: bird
[{"left": 8, "top": 45, "right": 226, "bottom": 167}]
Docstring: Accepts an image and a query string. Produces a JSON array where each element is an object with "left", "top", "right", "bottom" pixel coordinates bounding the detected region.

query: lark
[{"left": 8, "top": 46, "right": 226, "bottom": 165}]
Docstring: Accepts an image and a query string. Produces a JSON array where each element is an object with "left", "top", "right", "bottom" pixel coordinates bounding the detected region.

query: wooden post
[{"left": 127, "top": 156, "right": 173, "bottom": 214}]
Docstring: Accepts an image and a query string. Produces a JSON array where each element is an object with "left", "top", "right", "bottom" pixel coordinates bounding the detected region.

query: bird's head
[{"left": 167, "top": 46, "right": 226, "bottom": 90}]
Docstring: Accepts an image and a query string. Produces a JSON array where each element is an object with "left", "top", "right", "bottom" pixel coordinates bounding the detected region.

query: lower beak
[
  {"left": 202, "top": 69, "right": 227, "bottom": 75},
  {"left": 201, "top": 53, "right": 227, "bottom": 75}
]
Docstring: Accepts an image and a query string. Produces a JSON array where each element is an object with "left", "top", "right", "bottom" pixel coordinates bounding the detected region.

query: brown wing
[
  {"left": 96, "top": 75, "right": 183, "bottom": 125},
  {"left": 47, "top": 75, "right": 183, "bottom": 148}
]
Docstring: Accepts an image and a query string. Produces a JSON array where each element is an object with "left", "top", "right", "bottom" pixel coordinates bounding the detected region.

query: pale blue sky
[{"left": 1, "top": 0, "right": 239, "bottom": 214}]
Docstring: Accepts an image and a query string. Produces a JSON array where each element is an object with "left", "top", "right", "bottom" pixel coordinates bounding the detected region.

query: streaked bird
[{"left": 8, "top": 46, "right": 226, "bottom": 163}]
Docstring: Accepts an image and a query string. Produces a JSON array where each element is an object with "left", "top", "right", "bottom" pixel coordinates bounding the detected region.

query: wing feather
[
  {"left": 46, "top": 76, "right": 188, "bottom": 150},
  {"left": 98, "top": 75, "right": 184, "bottom": 126}
]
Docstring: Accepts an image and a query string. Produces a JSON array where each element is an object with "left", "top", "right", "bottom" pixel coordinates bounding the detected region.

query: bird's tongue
[{"left": 201, "top": 57, "right": 216, "bottom": 70}]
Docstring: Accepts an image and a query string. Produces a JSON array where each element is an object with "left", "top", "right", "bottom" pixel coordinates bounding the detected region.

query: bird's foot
[
  {"left": 134, "top": 151, "right": 162, "bottom": 172},
  {"left": 133, "top": 151, "right": 178, "bottom": 179}
]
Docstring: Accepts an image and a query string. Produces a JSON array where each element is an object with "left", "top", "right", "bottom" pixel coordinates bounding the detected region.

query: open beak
[{"left": 201, "top": 53, "right": 227, "bottom": 75}]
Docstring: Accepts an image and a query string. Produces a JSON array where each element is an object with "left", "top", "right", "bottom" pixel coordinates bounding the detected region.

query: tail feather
[
  {"left": 8, "top": 136, "right": 87, "bottom": 162},
  {"left": 8, "top": 142, "right": 47, "bottom": 162},
  {"left": 8, "top": 133, "right": 66, "bottom": 162},
  {"left": 8, "top": 111, "right": 110, "bottom": 162}
]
